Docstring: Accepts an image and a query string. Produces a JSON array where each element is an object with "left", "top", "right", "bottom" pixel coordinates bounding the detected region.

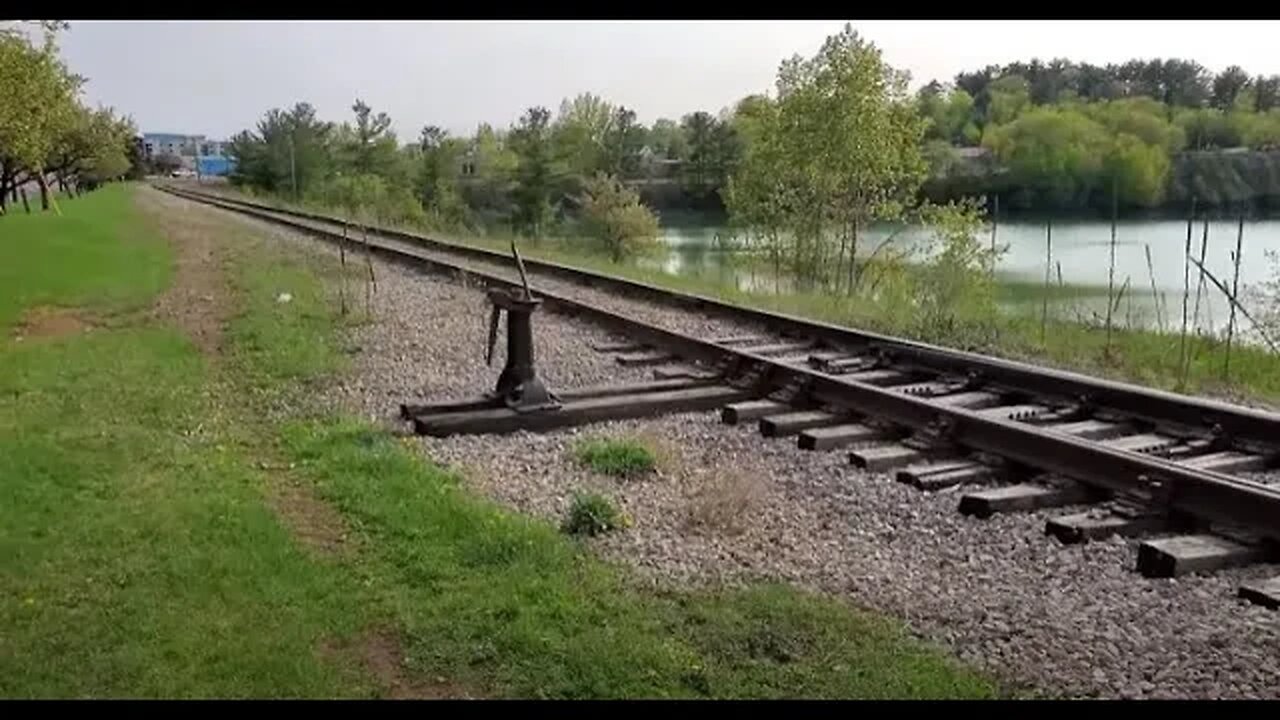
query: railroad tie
[
  {"left": 1102, "top": 433, "right": 1183, "bottom": 455},
  {"left": 1180, "top": 450, "right": 1270, "bottom": 475},
  {"left": 896, "top": 460, "right": 996, "bottom": 491},
  {"left": 615, "top": 349, "right": 678, "bottom": 367},
  {"left": 894, "top": 381, "right": 962, "bottom": 398},
  {"left": 817, "top": 355, "right": 874, "bottom": 373},
  {"left": 652, "top": 365, "right": 719, "bottom": 381},
  {"left": 711, "top": 334, "right": 770, "bottom": 347},
  {"left": 1044, "top": 419, "right": 1131, "bottom": 441},
  {"left": 738, "top": 340, "right": 815, "bottom": 357},
  {"left": 759, "top": 409, "right": 843, "bottom": 437},
  {"left": 797, "top": 423, "right": 889, "bottom": 451},
  {"left": 721, "top": 399, "right": 792, "bottom": 425},
  {"left": 590, "top": 340, "right": 648, "bottom": 353},
  {"left": 930, "top": 391, "right": 1005, "bottom": 410},
  {"left": 1136, "top": 534, "right": 1267, "bottom": 578},
  {"left": 1045, "top": 506, "right": 1168, "bottom": 544},
  {"left": 974, "top": 404, "right": 1053, "bottom": 422},
  {"left": 850, "top": 444, "right": 931, "bottom": 472},
  {"left": 842, "top": 368, "right": 914, "bottom": 386},
  {"left": 1238, "top": 575, "right": 1280, "bottom": 609},
  {"left": 958, "top": 482, "right": 1095, "bottom": 519}
]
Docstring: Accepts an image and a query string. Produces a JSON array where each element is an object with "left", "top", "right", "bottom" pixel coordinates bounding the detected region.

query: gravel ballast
[{"left": 158, "top": 188, "right": 1280, "bottom": 700}]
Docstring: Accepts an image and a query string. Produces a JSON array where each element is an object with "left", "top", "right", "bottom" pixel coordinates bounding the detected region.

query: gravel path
[{"left": 162, "top": 188, "right": 1280, "bottom": 700}]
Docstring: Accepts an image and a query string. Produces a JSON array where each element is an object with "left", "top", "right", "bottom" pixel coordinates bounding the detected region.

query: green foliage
[
  {"left": 730, "top": 23, "right": 928, "bottom": 292},
  {"left": 509, "top": 106, "right": 566, "bottom": 238},
  {"left": 985, "top": 75, "right": 1031, "bottom": 125},
  {"left": 573, "top": 437, "right": 657, "bottom": 478},
  {"left": 553, "top": 92, "right": 614, "bottom": 181},
  {"left": 308, "top": 172, "right": 425, "bottom": 227},
  {"left": 577, "top": 173, "right": 661, "bottom": 262},
  {"left": 981, "top": 101, "right": 1178, "bottom": 209},
  {"left": 228, "top": 102, "right": 333, "bottom": 196},
  {"left": 910, "top": 200, "right": 1003, "bottom": 345},
  {"left": 342, "top": 99, "right": 399, "bottom": 178},
  {"left": 560, "top": 492, "right": 625, "bottom": 537},
  {"left": 0, "top": 26, "right": 128, "bottom": 207}
]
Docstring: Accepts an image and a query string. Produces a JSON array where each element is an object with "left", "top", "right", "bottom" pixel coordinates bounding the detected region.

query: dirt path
[{"left": 132, "top": 186, "right": 455, "bottom": 698}]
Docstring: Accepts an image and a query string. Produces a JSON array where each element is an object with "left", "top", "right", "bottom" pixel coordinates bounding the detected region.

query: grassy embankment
[
  {"left": 221, "top": 184, "right": 1280, "bottom": 405},
  {"left": 0, "top": 183, "right": 1000, "bottom": 698}
]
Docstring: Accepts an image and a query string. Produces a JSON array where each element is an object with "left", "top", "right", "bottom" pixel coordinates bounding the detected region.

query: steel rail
[
  {"left": 157, "top": 183, "right": 1280, "bottom": 542},
  {"left": 155, "top": 183, "right": 1280, "bottom": 450}
]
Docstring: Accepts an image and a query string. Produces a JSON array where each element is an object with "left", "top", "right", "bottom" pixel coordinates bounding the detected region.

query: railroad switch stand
[
  {"left": 485, "top": 286, "right": 560, "bottom": 412},
  {"left": 481, "top": 242, "right": 560, "bottom": 413}
]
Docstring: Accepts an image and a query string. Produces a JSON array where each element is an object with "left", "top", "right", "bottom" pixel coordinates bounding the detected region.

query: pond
[{"left": 647, "top": 215, "right": 1280, "bottom": 337}]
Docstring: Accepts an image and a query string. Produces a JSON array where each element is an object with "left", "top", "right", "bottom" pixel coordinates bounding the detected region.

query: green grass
[
  {"left": 216, "top": 185, "right": 1280, "bottom": 406},
  {"left": 560, "top": 492, "right": 627, "bottom": 537},
  {"left": 1, "top": 183, "right": 1001, "bottom": 698},
  {"left": 0, "top": 185, "right": 171, "bottom": 333},
  {"left": 0, "top": 186, "right": 373, "bottom": 698},
  {"left": 279, "top": 417, "right": 995, "bottom": 698},
  {"left": 573, "top": 437, "right": 658, "bottom": 478}
]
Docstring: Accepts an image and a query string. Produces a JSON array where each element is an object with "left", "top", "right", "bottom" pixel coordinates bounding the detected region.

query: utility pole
[{"left": 289, "top": 134, "right": 297, "bottom": 202}]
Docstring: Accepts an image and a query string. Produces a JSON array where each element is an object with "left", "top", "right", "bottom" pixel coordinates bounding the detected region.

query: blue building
[{"left": 196, "top": 155, "right": 235, "bottom": 177}]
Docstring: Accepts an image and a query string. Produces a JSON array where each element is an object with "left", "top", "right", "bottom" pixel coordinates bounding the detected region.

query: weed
[
  {"left": 573, "top": 437, "right": 657, "bottom": 478},
  {"left": 561, "top": 492, "right": 627, "bottom": 537}
]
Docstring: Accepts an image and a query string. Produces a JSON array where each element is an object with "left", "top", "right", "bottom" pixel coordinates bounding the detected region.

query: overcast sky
[{"left": 57, "top": 20, "right": 1280, "bottom": 142}]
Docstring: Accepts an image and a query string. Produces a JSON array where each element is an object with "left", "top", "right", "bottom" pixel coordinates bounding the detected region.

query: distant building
[
  {"left": 141, "top": 132, "right": 234, "bottom": 177},
  {"left": 142, "top": 133, "right": 204, "bottom": 160},
  {"left": 199, "top": 140, "right": 228, "bottom": 157},
  {"left": 196, "top": 155, "right": 235, "bottom": 177}
]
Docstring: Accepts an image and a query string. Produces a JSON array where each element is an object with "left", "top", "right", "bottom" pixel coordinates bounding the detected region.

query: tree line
[
  {"left": 920, "top": 58, "right": 1280, "bottom": 211},
  {"left": 0, "top": 21, "right": 137, "bottom": 215},
  {"left": 226, "top": 92, "right": 748, "bottom": 239}
]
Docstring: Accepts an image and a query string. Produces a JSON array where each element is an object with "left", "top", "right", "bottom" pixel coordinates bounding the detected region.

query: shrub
[
  {"left": 573, "top": 436, "right": 657, "bottom": 478},
  {"left": 577, "top": 173, "right": 661, "bottom": 262},
  {"left": 561, "top": 492, "right": 626, "bottom": 537}
]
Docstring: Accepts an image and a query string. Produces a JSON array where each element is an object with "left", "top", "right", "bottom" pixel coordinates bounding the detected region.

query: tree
[
  {"left": 341, "top": 98, "right": 398, "bottom": 178},
  {"left": 646, "top": 118, "right": 686, "bottom": 160},
  {"left": 678, "top": 110, "right": 741, "bottom": 205},
  {"left": 0, "top": 28, "right": 80, "bottom": 211},
  {"left": 1255, "top": 75, "right": 1280, "bottom": 112},
  {"left": 509, "top": 106, "right": 564, "bottom": 238},
  {"left": 1212, "top": 66, "right": 1251, "bottom": 110},
  {"left": 985, "top": 75, "right": 1031, "bottom": 125},
  {"left": 577, "top": 173, "right": 661, "bottom": 262},
  {"left": 601, "top": 106, "right": 646, "bottom": 178},
  {"left": 227, "top": 102, "right": 332, "bottom": 196},
  {"left": 460, "top": 123, "right": 518, "bottom": 226},
  {"left": 552, "top": 92, "right": 614, "bottom": 182},
  {"left": 983, "top": 107, "right": 1106, "bottom": 208},
  {"left": 415, "top": 125, "right": 467, "bottom": 228},
  {"left": 730, "top": 23, "right": 929, "bottom": 292},
  {"left": 723, "top": 95, "right": 793, "bottom": 291},
  {"left": 153, "top": 152, "right": 183, "bottom": 174}
]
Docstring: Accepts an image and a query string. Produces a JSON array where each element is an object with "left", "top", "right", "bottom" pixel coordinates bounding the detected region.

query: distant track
[{"left": 156, "top": 182, "right": 1280, "bottom": 604}]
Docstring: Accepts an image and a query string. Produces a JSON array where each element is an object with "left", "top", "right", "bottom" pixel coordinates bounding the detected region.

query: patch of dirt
[
  {"left": 263, "top": 475, "right": 353, "bottom": 559},
  {"left": 133, "top": 188, "right": 234, "bottom": 356},
  {"left": 320, "top": 628, "right": 476, "bottom": 699},
  {"left": 10, "top": 306, "right": 92, "bottom": 341}
]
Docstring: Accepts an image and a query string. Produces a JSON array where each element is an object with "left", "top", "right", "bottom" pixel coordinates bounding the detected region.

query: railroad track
[{"left": 155, "top": 182, "right": 1280, "bottom": 607}]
